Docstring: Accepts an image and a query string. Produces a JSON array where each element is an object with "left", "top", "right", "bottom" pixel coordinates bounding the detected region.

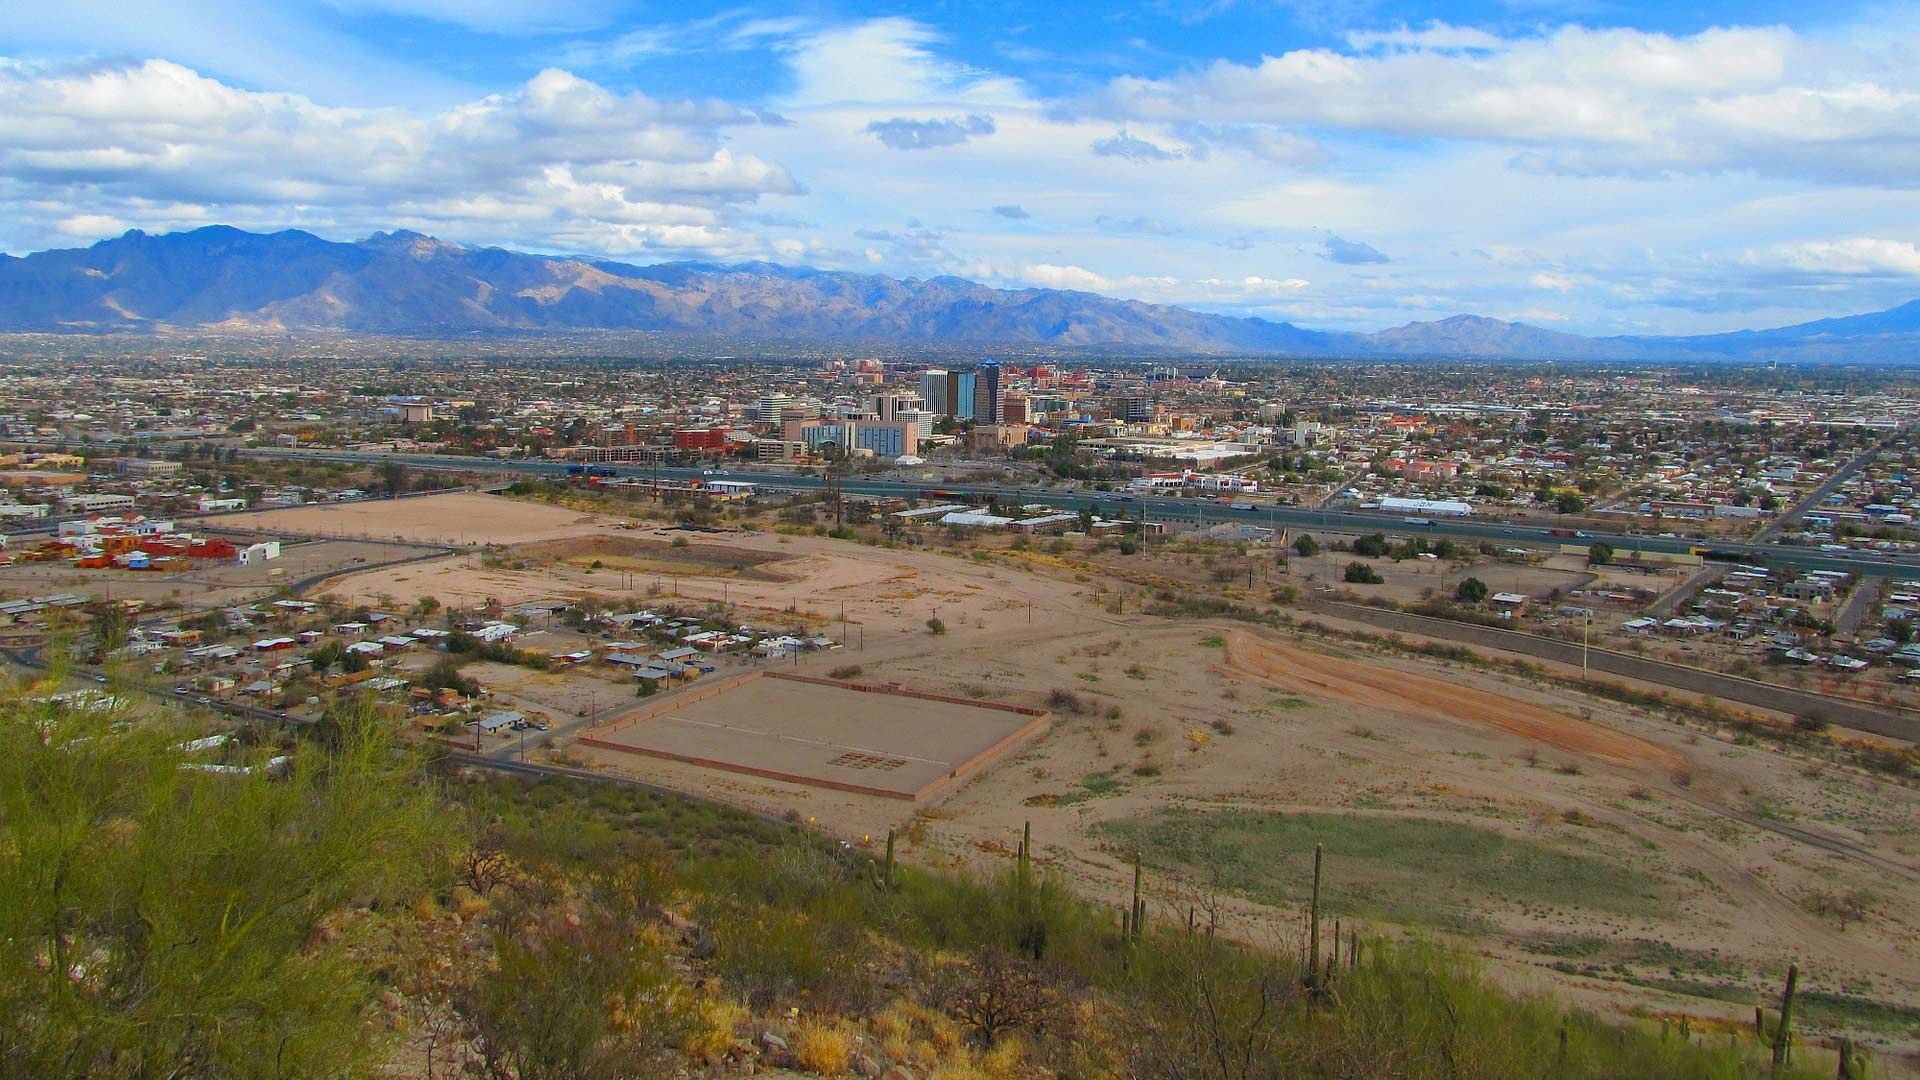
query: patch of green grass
[
  {"left": 1197, "top": 634, "right": 1225, "bottom": 648},
  {"left": 1026, "top": 768, "right": 1129, "bottom": 808},
  {"left": 1610, "top": 976, "right": 1920, "bottom": 1034},
  {"left": 1524, "top": 936, "right": 1735, "bottom": 981},
  {"left": 1272, "top": 696, "right": 1311, "bottom": 710},
  {"left": 1796, "top": 989, "right": 1920, "bottom": 1033},
  {"left": 1098, "top": 808, "right": 1661, "bottom": 929}
]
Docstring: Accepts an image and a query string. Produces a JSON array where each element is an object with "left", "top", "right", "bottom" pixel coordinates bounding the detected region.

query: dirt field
[
  {"left": 280, "top": 493, "right": 1920, "bottom": 1054},
  {"left": 579, "top": 672, "right": 1047, "bottom": 801},
  {"left": 518, "top": 535, "right": 793, "bottom": 580},
  {"left": 1216, "top": 629, "right": 1685, "bottom": 772},
  {"left": 221, "top": 491, "right": 618, "bottom": 546},
  {"left": 321, "top": 521, "right": 1093, "bottom": 643}
]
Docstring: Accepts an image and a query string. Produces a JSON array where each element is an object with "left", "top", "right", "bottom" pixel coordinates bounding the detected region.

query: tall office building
[
  {"left": 870, "top": 392, "right": 924, "bottom": 421},
  {"left": 921, "top": 369, "right": 977, "bottom": 420},
  {"left": 1003, "top": 391, "right": 1028, "bottom": 425},
  {"left": 972, "top": 360, "right": 1004, "bottom": 425},
  {"left": 752, "top": 393, "right": 794, "bottom": 425},
  {"left": 894, "top": 409, "right": 936, "bottom": 438},
  {"left": 953, "top": 371, "right": 976, "bottom": 421},
  {"left": 917, "top": 370, "right": 948, "bottom": 415}
]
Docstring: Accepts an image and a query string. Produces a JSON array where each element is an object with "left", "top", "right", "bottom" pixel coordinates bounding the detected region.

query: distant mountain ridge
[{"left": 1, "top": 225, "right": 1916, "bottom": 362}]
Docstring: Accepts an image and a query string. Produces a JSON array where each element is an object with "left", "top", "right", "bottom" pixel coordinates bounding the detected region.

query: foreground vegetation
[{"left": 0, "top": 687, "right": 1845, "bottom": 1079}]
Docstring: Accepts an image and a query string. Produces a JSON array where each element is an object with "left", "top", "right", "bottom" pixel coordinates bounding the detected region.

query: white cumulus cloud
[
  {"left": 1091, "top": 24, "right": 1920, "bottom": 186},
  {"left": 1765, "top": 236, "right": 1920, "bottom": 276},
  {"left": 0, "top": 57, "right": 798, "bottom": 256}
]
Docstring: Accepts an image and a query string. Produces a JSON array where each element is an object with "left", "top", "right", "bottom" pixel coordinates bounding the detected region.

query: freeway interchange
[{"left": 237, "top": 446, "right": 1920, "bottom": 579}]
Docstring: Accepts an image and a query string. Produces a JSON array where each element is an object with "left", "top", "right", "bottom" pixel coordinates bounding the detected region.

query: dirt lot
[
  {"left": 287, "top": 493, "right": 1920, "bottom": 1053},
  {"left": 517, "top": 535, "right": 792, "bottom": 580},
  {"left": 579, "top": 673, "right": 1046, "bottom": 801},
  {"left": 221, "top": 491, "right": 617, "bottom": 546},
  {"left": 1292, "top": 552, "right": 1596, "bottom": 607},
  {"left": 322, "top": 521, "right": 1092, "bottom": 644}
]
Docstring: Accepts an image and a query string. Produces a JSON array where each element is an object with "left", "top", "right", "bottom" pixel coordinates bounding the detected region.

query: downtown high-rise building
[
  {"left": 972, "top": 360, "right": 1004, "bottom": 425},
  {"left": 919, "top": 368, "right": 976, "bottom": 420}
]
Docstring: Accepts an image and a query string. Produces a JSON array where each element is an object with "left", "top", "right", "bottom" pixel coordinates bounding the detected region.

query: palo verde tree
[
  {"left": 1455, "top": 577, "right": 1490, "bottom": 605},
  {"left": 0, "top": 693, "right": 456, "bottom": 1077}
]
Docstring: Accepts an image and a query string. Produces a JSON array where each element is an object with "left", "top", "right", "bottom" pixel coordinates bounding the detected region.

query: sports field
[{"left": 578, "top": 672, "right": 1049, "bottom": 801}]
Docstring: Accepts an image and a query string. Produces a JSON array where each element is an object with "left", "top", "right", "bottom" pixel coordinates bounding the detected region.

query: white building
[
  {"left": 1130, "top": 470, "right": 1261, "bottom": 494},
  {"left": 237, "top": 541, "right": 282, "bottom": 565},
  {"left": 61, "top": 494, "right": 137, "bottom": 514},
  {"left": 1378, "top": 496, "right": 1474, "bottom": 517},
  {"left": 58, "top": 515, "right": 175, "bottom": 538}
]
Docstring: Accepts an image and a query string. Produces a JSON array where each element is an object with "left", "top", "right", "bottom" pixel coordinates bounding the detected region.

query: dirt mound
[{"left": 1220, "top": 629, "right": 1685, "bottom": 773}]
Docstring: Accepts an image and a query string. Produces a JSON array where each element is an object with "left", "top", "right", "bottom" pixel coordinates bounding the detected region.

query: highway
[{"left": 235, "top": 446, "right": 1920, "bottom": 579}]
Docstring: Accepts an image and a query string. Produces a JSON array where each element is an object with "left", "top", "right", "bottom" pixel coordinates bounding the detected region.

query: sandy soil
[
  {"left": 560, "top": 573, "right": 1920, "bottom": 1055},
  {"left": 323, "top": 525, "right": 1093, "bottom": 644},
  {"left": 1216, "top": 629, "right": 1685, "bottom": 772},
  {"left": 270, "top": 495, "right": 1920, "bottom": 1055},
  {"left": 220, "top": 491, "right": 618, "bottom": 546}
]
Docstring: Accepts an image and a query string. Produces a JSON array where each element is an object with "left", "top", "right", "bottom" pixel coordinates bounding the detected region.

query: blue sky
[{"left": 3, "top": 0, "right": 1918, "bottom": 334}]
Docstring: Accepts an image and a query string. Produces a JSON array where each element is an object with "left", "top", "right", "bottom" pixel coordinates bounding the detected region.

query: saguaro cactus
[
  {"left": 1018, "top": 821, "right": 1032, "bottom": 894},
  {"left": 1121, "top": 853, "right": 1144, "bottom": 937},
  {"left": 1306, "top": 843, "right": 1324, "bottom": 988},
  {"left": 1772, "top": 963, "right": 1799, "bottom": 1074},
  {"left": 867, "top": 828, "right": 899, "bottom": 891}
]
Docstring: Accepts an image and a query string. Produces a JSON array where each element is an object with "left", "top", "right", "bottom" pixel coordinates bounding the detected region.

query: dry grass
[
  {"left": 791, "top": 1017, "right": 854, "bottom": 1074},
  {"left": 680, "top": 993, "right": 750, "bottom": 1057},
  {"left": 979, "top": 1035, "right": 1025, "bottom": 1077}
]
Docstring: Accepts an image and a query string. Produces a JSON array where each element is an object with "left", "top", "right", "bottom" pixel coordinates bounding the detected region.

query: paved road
[
  {"left": 1834, "top": 577, "right": 1885, "bottom": 639},
  {"left": 233, "top": 445, "right": 1920, "bottom": 579},
  {"left": 1646, "top": 563, "right": 1732, "bottom": 619},
  {"left": 1755, "top": 431, "right": 1898, "bottom": 543}
]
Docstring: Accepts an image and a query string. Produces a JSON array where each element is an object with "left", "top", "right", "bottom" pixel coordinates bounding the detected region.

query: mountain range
[{"left": 1, "top": 225, "right": 1916, "bottom": 363}]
